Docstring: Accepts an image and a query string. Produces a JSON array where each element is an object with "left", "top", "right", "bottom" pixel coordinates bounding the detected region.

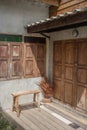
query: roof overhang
[{"left": 27, "top": 7, "right": 87, "bottom": 33}]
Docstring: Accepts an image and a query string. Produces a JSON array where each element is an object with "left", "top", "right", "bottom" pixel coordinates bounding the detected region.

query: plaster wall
[
  {"left": 49, "top": 26, "right": 87, "bottom": 83},
  {"left": 0, "top": 78, "right": 43, "bottom": 109},
  {"left": 0, "top": 0, "right": 48, "bottom": 34}
]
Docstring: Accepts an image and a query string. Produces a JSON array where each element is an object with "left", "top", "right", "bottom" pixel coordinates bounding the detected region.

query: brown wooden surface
[
  {"left": 76, "top": 41, "right": 87, "bottom": 112},
  {"left": 11, "top": 90, "right": 41, "bottom": 116},
  {"left": 53, "top": 39, "right": 87, "bottom": 113},
  {"left": 0, "top": 42, "right": 9, "bottom": 80},
  {"left": 39, "top": 0, "right": 60, "bottom": 6},
  {"left": 0, "top": 41, "right": 46, "bottom": 80},
  {"left": 24, "top": 43, "right": 36, "bottom": 78},
  {"left": 35, "top": 44, "right": 46, "bottom": 77},
  {"left": 10, "top": 43, "right": 23, "bottom": 79},
  {"left": 49, "top": 0, "right": 87, "bottom": 17},
  {"left": 11, "top": 90, "right": 41, "bottom": 97}
]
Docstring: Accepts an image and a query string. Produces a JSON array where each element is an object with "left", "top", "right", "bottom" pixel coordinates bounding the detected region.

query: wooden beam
[
  {"left": 27, "top": 10, "right": 87, "bottom": 33},
  {"left": 39, "top": 0, "right": 60, "bottom": 6}
]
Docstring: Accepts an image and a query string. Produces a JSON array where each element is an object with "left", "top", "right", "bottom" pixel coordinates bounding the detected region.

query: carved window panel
[
  {"left": 0, "top": 45, "right": 8, "bottom": 58},
  {"left": 11, "top": 44, "right": 22, "bottom": 59},
  {"left": 35, "top": 44, "right": 46, "bottom": 77},
  {"left": 10, "top": 43, "right": 22, "bottom": 79},
  {"left": 12, "top": 45, "right": 20, "bottom": 58},
  {"left": 0, "top": 43, "right": 9, "bottom": 80},
  {"left": 25, "top": 45, "right": 35, "bottom": 58},
  {"left": 12, "top": 60, "right": 22, "bottom": 77},
  {"left": 36, "top": 60, "right": 45, "bottom": 76},
  {"left": 37, "top": 45, "right": 45, "bottom": 59},
  {"left": 0, "top": 61, "right": 8, "bottom": 78},
  {"left": 24, "top": 44, "right": 36, "bottom": 78},
  {"left": 25, "top": 60, "right": 33, "bottom": 77}
]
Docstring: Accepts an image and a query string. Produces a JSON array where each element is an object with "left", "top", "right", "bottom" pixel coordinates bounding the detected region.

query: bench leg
[
  {"left": 15, "top": 97, "right": 20, "bottom": 117},
  {"left": 33, "top": 93, "right": 37, "bottom": 107},
  {"left": 12, "top": 97, "right": 16, "bottom": 112},
  {"left": 36, "top": 93, "right": 40, "bottom": 109},
  {"left": 33, "top": 93, "right": 36, "bottom": 102}
]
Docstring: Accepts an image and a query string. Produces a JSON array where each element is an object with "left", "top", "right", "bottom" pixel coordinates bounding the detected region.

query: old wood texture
[
  {"left": 24, "top": 43, "right": 36, "bottom": 78},
  {"left": 0, "top": 40, "right": 46, "bottom": 80},
  {"left": 0, "top": 42, "right": 10, "bottom": 80},
  {"left": 39, "top": 0, "right": 60, "bottom": 6},
  {"left": 49, "top": 0, "right": 87, "bottom": 17},
  {"left": 53, "top": 39, "right": 87, "bottom": 114},
  {"left": 10, "top": 43, "right": 23, "bottom": 79}
]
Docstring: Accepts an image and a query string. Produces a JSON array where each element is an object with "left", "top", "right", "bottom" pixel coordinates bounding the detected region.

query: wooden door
[
  {"left": 0, "top": 42, "right": 10, "bottom": 80},
  {"left": 10, "top": 43, "right": 22, "bottom": 79},
  {"left": 53, "top": 39, "right": 87, "bottom": 113},
  {"left": 76, "top": 40, "right": 87, "bottom": 112}
]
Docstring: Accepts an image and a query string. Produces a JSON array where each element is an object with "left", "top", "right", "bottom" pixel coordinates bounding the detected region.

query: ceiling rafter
[{"left": 38, "top": 0, "right": 60, "bottom": 6}]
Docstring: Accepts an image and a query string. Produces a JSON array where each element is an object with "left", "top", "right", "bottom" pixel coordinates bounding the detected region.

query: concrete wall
[
  {"left": 0, "top": 77, "right": 44, "bottom": 109},
  {"left": 0, "top": 0, "right": 48, "bottom": 34},
  {"left": 49, "top": 26, "right": 87, "bottom": 83}
]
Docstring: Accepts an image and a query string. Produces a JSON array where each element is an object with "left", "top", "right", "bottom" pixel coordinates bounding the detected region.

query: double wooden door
[{"left": 53, "top": 39, "right": 87, "bottom": 113}]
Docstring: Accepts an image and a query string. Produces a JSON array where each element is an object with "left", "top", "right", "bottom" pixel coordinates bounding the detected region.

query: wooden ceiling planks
[{"left": 39, "top": 0, "right": 60, "bottom": 6}]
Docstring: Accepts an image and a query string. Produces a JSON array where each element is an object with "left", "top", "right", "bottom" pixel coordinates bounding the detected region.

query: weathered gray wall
[
  {"left": 0, "top": 0, "right": 48, "bottom": 34},
  {"left": 49, "top": 26, "right": 87, "bottom": 83}
]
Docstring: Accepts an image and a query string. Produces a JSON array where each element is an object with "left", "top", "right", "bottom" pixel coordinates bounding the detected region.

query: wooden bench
[{"left": 11, "top": 90, "right": 41, "bottom": 117}]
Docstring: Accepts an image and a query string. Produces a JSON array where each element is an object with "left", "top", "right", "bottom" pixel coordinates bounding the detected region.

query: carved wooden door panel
[
  {"left": 24, "top": 43, "right": 36, "bottom": 78},
  {"left": 76, "top": 40, "right": 87, "bottom": 112},
  {"left": 35, "top": 44, "right": 46, "bottom": 77},
  {"left": 53, "top": 41, "right": 63, "bottom": 101},
  {"left": 10, "top": 43, "right": 22, "bottom": 79},
  {"left": 0, "top": 42, "right": 10, "bottom": 80}
]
